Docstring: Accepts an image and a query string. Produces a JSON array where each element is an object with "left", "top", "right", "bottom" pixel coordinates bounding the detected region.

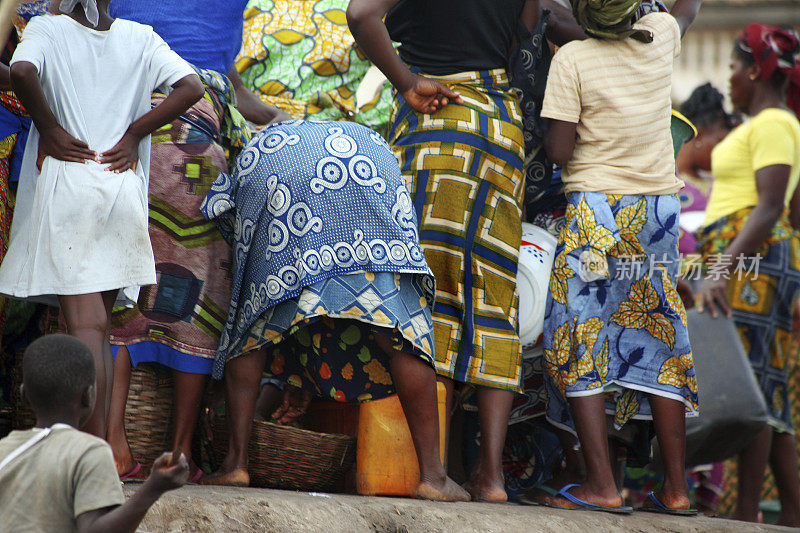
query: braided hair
[{"left": 679, "top": 83, "right": 739, "bottom": 131}]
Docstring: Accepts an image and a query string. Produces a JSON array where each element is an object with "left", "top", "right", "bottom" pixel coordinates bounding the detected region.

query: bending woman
[
  {"left": 201, "top": 120, "right": 468, "bottom": 501},
  {"left": 696, "top": 24, "right": 800, "bottom": 527}
]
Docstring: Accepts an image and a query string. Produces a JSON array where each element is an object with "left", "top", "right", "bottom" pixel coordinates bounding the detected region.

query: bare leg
[
  {"left": 106, "top": 346, "right": 137, "bottom": 475},
  {"left": 101, "top": 292, "right": 116, "bottom": 420},
  {"left": 522, "top": 427, "right": 586, "bottom": 504},
  {"left": 254, "top": 383, "right": 283, "bottom": 421},
  {"left": 58, "top": 290, "right": 117, "bottom": 438},
  {"left": 648, "top": 394, "right": 691, "bottom": 509},
  {"left": 202, "top": 349, "right": 267, "bottom": 487},
  {"left": 769, "top": 430, "right": 800, "bottom": 527},
  {"left": 466, "top": 387, "right": 513, "bottom": 502},
  {"left": 172, "top": 370, "right": 207, "bottom": 478},
  {"left": 546, "top": 393, "right": 622, "bottom": 508},
  {"left": 388, "top": 349, "right": 469, "bottom": 502},
  {"left": 735, "top": 425, "right": 772, "bottom": 523}
]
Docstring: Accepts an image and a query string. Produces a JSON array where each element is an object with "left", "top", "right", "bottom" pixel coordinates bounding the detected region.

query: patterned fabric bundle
[
  {"left": 109, "top": 68, "right": 250, "bottom": 375},
  {"left": 189, "top": 66, "right": 251, "bottom": 168},
  {"left": 236, "top": 0, "right": 392, "bottom": 132},
  {"left": 544, "top": 192, "right": 699, "bottom": 433},
  {"left": 201, "top": 120, "right": 435, "bottom": 380},
  {"left": 696, "top": 207, "right": 800, "bottom": 433},
  {"left": 569, "top": 0, "right": 653, "bottom": 43},
  {"left": 388, "top": 68, "right": 525, "bottom": 392}
]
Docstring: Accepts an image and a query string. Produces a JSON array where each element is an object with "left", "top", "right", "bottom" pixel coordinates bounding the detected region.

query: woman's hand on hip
[
  {"left": 695, "top": 277, "right": 731, "bottom": 318},
  {"left": 37, "top": 124, "right": 96, "bottom": 169},
  {"left": 400, "top": 74, "right": 463, "bottom": 115},
  {"left": 99, "top": 131, "right": 141, "bottom": 173}
]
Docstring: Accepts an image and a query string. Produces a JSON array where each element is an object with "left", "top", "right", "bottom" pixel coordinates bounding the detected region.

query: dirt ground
[{"left": 128, "top": 485, "right": 793, "bottom": 533}]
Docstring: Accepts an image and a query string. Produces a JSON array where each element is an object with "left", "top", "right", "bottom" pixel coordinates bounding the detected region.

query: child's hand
[
  {"left": 99, "top": 132, "right": 141, "bottom": 173},
  {"left": 145, "top": 451, "right": 190, "bottom": 494},
  {"left": 400, "top": 74, "right": 463, "bottom": 115},
  {"left": 37, "top": 125, "right": 96, "bottom": 168}
]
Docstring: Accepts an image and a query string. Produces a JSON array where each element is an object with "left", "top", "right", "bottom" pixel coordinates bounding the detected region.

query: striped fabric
[{"left": 388, "top": 68, "right": 525, "bottom": 392}]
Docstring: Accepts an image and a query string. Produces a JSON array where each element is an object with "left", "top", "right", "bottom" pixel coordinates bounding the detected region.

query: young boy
[{"left": 0, "top": 335, "right": 188, "bottom": 532}]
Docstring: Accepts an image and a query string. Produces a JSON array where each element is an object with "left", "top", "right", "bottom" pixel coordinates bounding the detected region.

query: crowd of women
[{"left": 0, "top": 0, "right": 799, "bottom": 525}]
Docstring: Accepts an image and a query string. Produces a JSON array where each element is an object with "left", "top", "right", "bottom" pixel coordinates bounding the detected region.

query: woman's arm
[
  {"left": 696, "top": 163, "right": 791, "bottom": 317},
  {"left": 789, "top": 180, "right": 800, "bottom": 230},
  {"left": 347, "top": 0, "right": 462, "bottom": 114},
  {"left": 541, "top": 0, "right": 586, "bottom": 45},
  {"left": 0, "top": 64, "right": 11, "bottom": 91},
  {"left": 10, "top": 61, "right": 96, "bottom": 164},
  {"left": 544, "top": 119, "right": 577, "bottom": 168},
  {"left": 99, "top": 74, "right": 204, "bottom": 172},
  {"left": 228, "top": 67, "right": 291, "bottom": 125},
  {"left": 671, "top": 0, "right": 702, "bottom": 37}
]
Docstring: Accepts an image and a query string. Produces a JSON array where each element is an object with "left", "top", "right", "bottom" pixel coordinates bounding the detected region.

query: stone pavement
[{"left": 128, "top": 485, "right": 793, "bottom": 532}]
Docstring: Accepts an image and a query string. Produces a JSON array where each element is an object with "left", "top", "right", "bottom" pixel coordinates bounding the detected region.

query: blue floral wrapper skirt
[{"left": 543, "top": 192, "right": 699, "bottom": 434}]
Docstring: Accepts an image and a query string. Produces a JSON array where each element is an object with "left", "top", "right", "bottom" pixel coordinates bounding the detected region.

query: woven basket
[
  {"left": 10, "top": 349, "right": 35, "bottom": 430},
  {"left": 125, "top": 363, "right": 174, "bottom": 471},
  {"left": 212, "top": 412, "right": 356, "bottom": 491},
  {"left": 9, "top": 305, "right": 65, "bottom": 430}
]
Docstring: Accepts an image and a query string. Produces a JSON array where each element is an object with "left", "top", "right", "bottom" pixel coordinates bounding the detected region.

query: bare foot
[
  {"left": 521, "top": 470, "right": 584, "bottom": 505},
  {"left": 108, "top": 438, "right": 138, "bottom": 477},
  {"left": 464, "top": 476, "right": 507, "bottom": 502},
  {"left": 201, "top": 467, "right": 249, "bottom": 487},
  {"left": 545, "top": 483, "right": 623, "bottom": 509},
  {"left": 415, "top": 477, "right": 470, "bottom": 502},
  {"left": 464, "top": 460, "right": 507, "bottom": 502},
  {"left": 114, "top": 457, "right": 140, "bottom": 478},
  {"left": 643, "top": 489, "right": 691, "bottom": 511}
]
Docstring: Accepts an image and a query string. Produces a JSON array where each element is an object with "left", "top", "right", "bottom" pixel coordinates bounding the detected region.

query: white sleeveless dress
[{"left": 0, "top": 15, "right": 194, "bottom": 304}]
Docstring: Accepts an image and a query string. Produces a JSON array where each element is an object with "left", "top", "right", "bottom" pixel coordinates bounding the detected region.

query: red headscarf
[{"left": 738, "top": 23, "right": 800, "bottom": 119}]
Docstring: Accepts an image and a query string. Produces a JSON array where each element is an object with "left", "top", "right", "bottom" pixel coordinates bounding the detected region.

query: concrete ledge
[{"left": 128, "top": 485, "right": 793, "bottom": 532}]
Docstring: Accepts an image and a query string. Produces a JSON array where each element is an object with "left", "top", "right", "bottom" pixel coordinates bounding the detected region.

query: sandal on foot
[
  {"left": 639, "top": 491, "right": 698, "bottom": 516},
  {"left": 545, "top": 483, "right": 633, "bottom": 514},
  {"left": 119, "top": 462, "right": 144, "bottom": 481},
  {"left": 518, "top": 483, "right": 558, "bottom": 506}
]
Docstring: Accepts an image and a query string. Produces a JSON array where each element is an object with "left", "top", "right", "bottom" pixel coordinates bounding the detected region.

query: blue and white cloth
[{"left": 201, "top": 120, "right": 435, "bottom": 373}]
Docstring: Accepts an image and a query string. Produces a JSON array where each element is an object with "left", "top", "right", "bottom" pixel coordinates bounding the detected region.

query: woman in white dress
[{"left": 0, "top": 0, "right": 203, "bottom": 436}]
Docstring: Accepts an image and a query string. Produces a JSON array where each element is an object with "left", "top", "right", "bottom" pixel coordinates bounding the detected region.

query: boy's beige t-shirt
[
  {"left": 541, "top": 12, "right": 684, "bottom": 195},
  {"left": 0, "top": 426, "right": 125, "bottom": 532}
]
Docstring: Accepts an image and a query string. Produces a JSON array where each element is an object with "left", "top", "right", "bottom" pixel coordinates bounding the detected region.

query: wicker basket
[
  {"left": 10, "top": 349, "right": 35, "bottom": 430},
  {"left": 125, "top": 363, "right": 175, "bottom": 471},
  {"left": 212, "top": 412, "right": 356, "bottom": 491}
]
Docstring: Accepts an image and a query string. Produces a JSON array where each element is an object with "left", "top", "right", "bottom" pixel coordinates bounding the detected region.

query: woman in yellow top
[{"left": 696, "top": 24, "right": 800, "bottom": 527}]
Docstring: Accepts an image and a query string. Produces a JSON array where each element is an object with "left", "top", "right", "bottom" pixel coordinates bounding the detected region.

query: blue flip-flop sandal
[
  {"left": 545, "top": 483, "right": 633, "bottom": 514},
  {"left": 639, "top": 491, "right": 698, "bottom": 516}
]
